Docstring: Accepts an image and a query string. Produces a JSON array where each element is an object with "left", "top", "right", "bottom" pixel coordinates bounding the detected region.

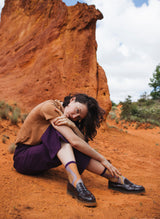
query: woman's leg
[
  {"left": 57, "top": 141, "right": 97, "bottom": 206},
  {"left": 86, "top": 158, "right": 145, "bottom": 193},
  {"left": 57, "top": 141, "right": 82, "bottom": 187},
  {"left": 86, "top": 158, "right": 124, "bottom": 184}
]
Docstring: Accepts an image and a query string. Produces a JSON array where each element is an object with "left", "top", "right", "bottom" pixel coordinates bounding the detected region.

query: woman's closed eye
[{"left": 76, "top": 108, "right": 80, "bottom": 114}]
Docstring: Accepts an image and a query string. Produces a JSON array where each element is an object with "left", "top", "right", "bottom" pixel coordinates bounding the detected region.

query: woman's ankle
[
  {"left": 65, "top": 161, "right": 83, "bottom": 187},
  {"left": 109, "top": 175, "right": 124, "bottom": 184},
  {"left": 100, "top": 167, "right": 124, "bottom": 184}
]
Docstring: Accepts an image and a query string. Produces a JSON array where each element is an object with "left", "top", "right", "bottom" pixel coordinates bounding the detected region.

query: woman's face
[{"left": 64, "top": 98, "right": 88, "bottom": 122}]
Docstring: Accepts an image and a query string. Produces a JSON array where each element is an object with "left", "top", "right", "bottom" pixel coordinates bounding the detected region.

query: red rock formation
[{"left": 0, "top": 0, "right": 111, "bottom": 113}]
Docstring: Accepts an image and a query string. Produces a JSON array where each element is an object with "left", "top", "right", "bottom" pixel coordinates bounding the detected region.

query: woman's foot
[
  {"left": 67, "top": 182, "right": 97, "bottom": 207},
  {"left": 108, "top": 177, "right": 145, "bottom": 194}
]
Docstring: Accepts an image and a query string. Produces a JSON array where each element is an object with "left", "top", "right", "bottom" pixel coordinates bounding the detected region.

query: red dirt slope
[{"left": 0, "top": 119, "right": 160, "bottom": 219}]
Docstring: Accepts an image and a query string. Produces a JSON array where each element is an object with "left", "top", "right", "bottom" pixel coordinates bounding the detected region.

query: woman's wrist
[
  {"left": 92, "top": 149, "right": 106, "bottom": 163},
  {"left": 100, "top": 157, "right": 108, "bottom": 164},
  {"left": 70, "top": 122, "right": 76, "bottom": 130}
]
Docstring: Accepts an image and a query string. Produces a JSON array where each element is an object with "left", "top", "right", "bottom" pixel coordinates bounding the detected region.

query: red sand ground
[{"left": 0, "top": 119, "right": 160, "bottom": 219}]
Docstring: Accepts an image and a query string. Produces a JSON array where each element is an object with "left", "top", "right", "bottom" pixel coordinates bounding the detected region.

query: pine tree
[{"left": 149, "top": 64, "right": 160, "bottom": 100}]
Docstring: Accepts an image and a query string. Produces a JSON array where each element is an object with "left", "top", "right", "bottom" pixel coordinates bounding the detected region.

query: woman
[{"left": 13, "top": 93, "right": 145, "bottom": 207}]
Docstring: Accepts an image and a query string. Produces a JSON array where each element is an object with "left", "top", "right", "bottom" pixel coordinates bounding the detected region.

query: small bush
[
  {"left": 0, "top": 101, "right": 22, "bottom": 125},
  {"left": 111, "top": 106, "right": 118, "bottom": 112},
  {"left": 111, "top": 101, "right": 117, "bottom": 106},
  {"left": 10, "top": 107, "right": 21, "bottom": 125},
  {"left": 8, "top": 143, "right": 17, "bottom": 153},
  {"left": 135, "top": 122, "right": 140, "bottom": 129},
  {"left": 2, "top": 135, "right": 9, "bottom": 144},
  {"left": 120, "top": 96, "right": 160, "bottom": 128},
  {"left": 108, "top": 111, "right": 117, "bottom": 120},
  {"left": 2, "top": 137, "right": 6, "bottom": 144},
  {"left": 0, "top": 101, "right": 11, "bottom": 119},
  {"left": 115, "top": 118, "right": 119, "bottom": 124}
]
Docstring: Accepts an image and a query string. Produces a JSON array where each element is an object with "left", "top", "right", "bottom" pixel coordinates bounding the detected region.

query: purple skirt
[{"left": 13, "top": 125, "right": 91, "bottom": 175}]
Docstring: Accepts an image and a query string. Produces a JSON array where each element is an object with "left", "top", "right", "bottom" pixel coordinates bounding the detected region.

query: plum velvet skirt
[{"left": 13, "top": 125, "right": 91, "bottom": 175}]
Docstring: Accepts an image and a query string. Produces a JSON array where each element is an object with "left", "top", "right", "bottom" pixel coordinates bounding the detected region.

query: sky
[{"left": 0, "top": 0, "right": 160, "bottom": 103}]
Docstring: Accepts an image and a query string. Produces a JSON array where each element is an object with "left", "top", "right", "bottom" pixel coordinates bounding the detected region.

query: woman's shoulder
[
  {"left": 38, "top": 99, "right": 63, "bottom": 120},
  {"left": 33, "top": 100, "right": 58, "bottom": 110},
  {"left": 26, "top": 100, "right": 63, "bottom": 119},
  {"left": 25, "top": 100, "right": 56, "bottom": 118},
  {"left": 41, "top": 100, "right": 63, "bottom": 111}
]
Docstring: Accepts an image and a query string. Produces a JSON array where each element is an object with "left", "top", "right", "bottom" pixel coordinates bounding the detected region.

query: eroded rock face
[{"left": 0, "top": 0, "right": 111, "bottom": 114}]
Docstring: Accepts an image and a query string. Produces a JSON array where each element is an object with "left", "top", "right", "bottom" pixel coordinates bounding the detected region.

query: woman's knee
[
  {"left": 57, "top": 141, "right": 73, "bottom": 157},
  {"left": 61, "top": 141, "right": 72, "bottom": 149},
  {"left": 57, "top": 141, "right": 75, "bottom": 164}
]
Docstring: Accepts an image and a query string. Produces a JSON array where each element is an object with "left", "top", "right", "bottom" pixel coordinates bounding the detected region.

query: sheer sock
[
  {"left": 100, "top": 167, "right": 124, "bottom": 184},
  {"left": 65, "top": 161, "right": 83, "bottom": 187}
]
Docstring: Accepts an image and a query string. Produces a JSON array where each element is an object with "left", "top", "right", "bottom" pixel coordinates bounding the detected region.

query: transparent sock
[
  {"left": 100, "top": 167, "right": 124, "bottom": 184},
  {"left": 65, "top": 161, "right": 83, "bottom": 187}
]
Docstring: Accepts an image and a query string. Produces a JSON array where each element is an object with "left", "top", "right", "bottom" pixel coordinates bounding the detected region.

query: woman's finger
[
  {"left": 114, "top": 168, "right": 121, "bottom": 177},
  {"left": 108, "top": 164, "right": 120, "bottom": 177},
  {"left": 107, "top": 165, "right": 114, "bottom": 176},
  {"left": 53, "top": 116, "right": 71, "bottom": 127},
  {"left": 116, "top": 168, "right": 121, "bottom": 176},
  {"left": 54, "top": 119, "right": 66, "bottom": 125},
  {"left": 113, "top": 165, "right": 121, "bottom": 175},
  {"left": 53, "top": 115, "right": 65, "bottom": 123},
  {"left": 101, "top": 158, "right": 122, "bottom": 178}
]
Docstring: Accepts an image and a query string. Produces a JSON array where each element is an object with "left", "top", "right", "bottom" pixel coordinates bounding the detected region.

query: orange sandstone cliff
[{"left": 0, "top": 0, "right": 111, "bottom": 113}]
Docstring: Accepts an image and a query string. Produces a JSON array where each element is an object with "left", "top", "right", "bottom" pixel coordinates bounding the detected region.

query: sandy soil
[{"left": 0, "top": 119, "right": 160, "bottom": 219}]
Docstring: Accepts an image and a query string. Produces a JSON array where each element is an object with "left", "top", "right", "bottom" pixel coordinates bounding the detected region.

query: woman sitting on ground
[{"left": 13, "top": 93, "right": 145, "bottom": 207}]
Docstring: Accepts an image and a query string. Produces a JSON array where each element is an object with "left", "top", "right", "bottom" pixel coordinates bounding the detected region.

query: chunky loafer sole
[
  {"left": 108, "top": 184, "right": 145, "bottom": 194},
  {"left": 67, "top": 182, "right": 97, "bottom": 207},
  {"left": 108, "top": 178, "right": 145, "bottom": 194}
]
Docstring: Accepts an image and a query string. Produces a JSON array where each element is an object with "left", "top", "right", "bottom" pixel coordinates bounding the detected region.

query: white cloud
[
  {"left": 0, "top": 0, "right": 4, "bottom": 14},
  {"left": 85, "top": 0, "right": 160, "bottom": 103}
]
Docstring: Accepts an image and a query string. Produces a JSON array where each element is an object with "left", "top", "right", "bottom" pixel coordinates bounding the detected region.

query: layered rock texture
[{"left": 0, "top": 0, "right": 111, "bottom": 113}]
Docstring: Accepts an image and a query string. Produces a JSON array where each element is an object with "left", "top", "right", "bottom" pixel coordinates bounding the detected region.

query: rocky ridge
[{"left": 0, "top": 0, "right": 111, "bottom": 113}]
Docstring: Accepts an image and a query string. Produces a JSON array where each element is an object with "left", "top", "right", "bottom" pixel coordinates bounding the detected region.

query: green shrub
[
  {"left": 111, "top": 106, "right": 118, "bottom": 112},
  {"left": 0, "top": 101, "right": 23, "bottom": 125},
  {"left": 2, "top": 137, "right": 6, "bottom": 143},
  {"left": 108, "top": 111, "right": 117, "bottom": 120},
  {"left": 115, "top": 118, "right": 119, "bottom": 124},
  {"left": 2, "top": 135, "right": 9, "bottom": 144},
  {"left": 8, "top": 143, "right": 17, "bottom": 153},
  {"left": 120, "top": 95, "right": 132, "bottom": 119},
  {"left": 10, "top": 107, "right": 21, "bottom": 125},
  {"left": 135, "top": 122, "right": 140, "bottom": 129},
  {"left": 111, "top": 101, "right": 117, "bottom": 106},
  {"left": 119, "top": 97, "right": 160, "bottom": 128},
  {"left": 0, "top": 101, "right": 11, "bottom": 119}
]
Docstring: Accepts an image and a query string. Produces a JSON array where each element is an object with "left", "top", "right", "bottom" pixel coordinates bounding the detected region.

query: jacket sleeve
[{"left": 40, "top": 101, "right": 61, "bottom": 120}]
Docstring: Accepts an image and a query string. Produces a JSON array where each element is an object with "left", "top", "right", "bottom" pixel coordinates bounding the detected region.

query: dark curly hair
[{"left": 63, "top": 93, "right": 105, "bottom": 142}]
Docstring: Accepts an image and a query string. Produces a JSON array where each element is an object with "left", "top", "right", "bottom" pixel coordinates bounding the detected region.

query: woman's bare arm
[
  {"left": 50, "top": 120, "right": 121, "bottom": 177},
  {"left": 53, "top": 110, "right": 85, "bottom": 140}
]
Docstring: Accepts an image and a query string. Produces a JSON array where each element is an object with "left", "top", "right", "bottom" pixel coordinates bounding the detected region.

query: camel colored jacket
[{"left": 15, "top": 100, "right": 63, "bottom": 145}]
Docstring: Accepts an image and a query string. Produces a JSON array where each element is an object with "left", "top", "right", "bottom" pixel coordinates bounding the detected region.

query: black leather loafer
[
  {"left": 67, "top": 182, "right": 97, "bottom": 207},
  {"left": 108, "top": 178, "right": 145, "bottom": 194}
]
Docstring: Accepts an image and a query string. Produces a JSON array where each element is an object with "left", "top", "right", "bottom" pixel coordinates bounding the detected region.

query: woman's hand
[
  {"left": 52, "top": 108, "right": 85, "bottom": 140},
  {"left": 101, "top": 159, "right": 121, "bottom": 177},
  {"left": 51, "top": 108, "right": 75, "bottom": 129},
  {"left": 53, "top": 115, "right": 75, "bottom": 129}
]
